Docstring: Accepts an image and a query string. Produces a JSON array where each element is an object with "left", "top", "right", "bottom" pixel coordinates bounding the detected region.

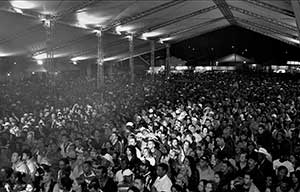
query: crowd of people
[{"left": 0, "top": 71, "right": 300, "bottom": 192}]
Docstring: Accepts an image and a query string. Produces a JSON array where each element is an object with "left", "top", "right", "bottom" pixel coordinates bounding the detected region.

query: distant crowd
[{"left": 0, "top": 71, "right": 300, "bottom": 192}]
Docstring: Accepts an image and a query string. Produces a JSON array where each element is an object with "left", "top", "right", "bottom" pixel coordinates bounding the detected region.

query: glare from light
[
  {"left": 159, "top": 37, "right": 173, "bottom": 44},
  {"left": 33, "top": 53, "right": 47, "bottom": 60},
  {"left": 103, "top": 56, "right": 118, "bottom": 62},
  {"left": 13, "top": 7, "right": 23, "bottom": 14},
  {"left": 287, "top": 61, "right": 300, "bottom": 65},
  {"left": 32, "top": 72, "right": 35, "bottom": 75},
  {"left": 10, "top": 0, "right": 36, "bottom": 9},
  {"left": 14, "top": 62, "right": 17, "bottom": 65},
  {"left": 73, "top": 61, "right": 77, "bottom": 65},
  {"left": 77, "top": 12, "right": 108, "bottom": 26},
  {"left": 243, "top": 61, "right": 246, "bottom": 64},
  {"left": 37, "top": 60, "right": 43, "bottom": 65},
  {"left": 7, "top": 73, "right": 11, "bottom": 77},
  {"left": 142, "top": 31, "right": 162, "bottom": 39},
  {"left": 281, "top": 37, "right": 300, "bottom": 44},
  {"left": 71, "top": 56, "right": 88, "bottom": 61},
  {"left": 115, "top": 25, "right": 134, "bottom": 34},
  {"left": 141, "top": 36, "right": 147, "bottom": 40}
]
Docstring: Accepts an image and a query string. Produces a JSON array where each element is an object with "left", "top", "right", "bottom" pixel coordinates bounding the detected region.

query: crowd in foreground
[{"left": 0, "top": 71, "right": 300, "bottom": 192}]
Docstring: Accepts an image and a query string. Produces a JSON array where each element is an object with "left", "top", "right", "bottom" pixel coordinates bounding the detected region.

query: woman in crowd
[{"left": 0, "top": 72, "right": 300, "bottom": 192}]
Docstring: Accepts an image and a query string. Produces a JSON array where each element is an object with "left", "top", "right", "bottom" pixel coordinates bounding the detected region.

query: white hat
[
  {"left": 126, "top": 122, "right": 134, "bottom": 127},
  {"left": 122, "top": 169, "right": 133, "bottom": 176},
  {"left": 102, "top": 154, "right": 114, "bottom": 165}
]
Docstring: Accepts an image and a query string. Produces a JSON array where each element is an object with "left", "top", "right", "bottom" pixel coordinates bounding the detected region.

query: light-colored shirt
[
  {"left": 273, "top": 159, "right": 294, "bottom": 176},
  {"left": 153, "top": 174, "right": 172, "bottom": 192},
  {"left": 12, "top": 161, "right": 29, "bottom": 174}
]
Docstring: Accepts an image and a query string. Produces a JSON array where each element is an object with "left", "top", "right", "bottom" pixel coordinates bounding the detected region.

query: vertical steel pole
[
  {"left": 129, "top": 34, "right": 134, "bottom": 82},
  {"left": 96, "top": 30, "right": 104, "bottom": 90},
  {"left": 166, "top": 43, "right": 171, "bottom": 78},
  {"left": 150, "top": 40, "right": 155, "bottom": 76}
]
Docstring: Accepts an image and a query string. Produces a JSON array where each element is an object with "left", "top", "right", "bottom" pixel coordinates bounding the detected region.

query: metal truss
[
  {"left": 241, "top": 0, "right": 294, "bottom": 17},
  {"left": 135, "top": 5, "right": 218, "bottom": 37},
  {"left": 236, "top": 17, "right": 298, "bottom": 40},
  {"left": 236, "top": 23, "right": 298, "bottom": 46},
  {"left": 229, "top": 5, "right": 297, "bottom": 32},
  {"left": 212, "top": 0, "right": 237, "bottom": 25},
  {"left": 104, "top": 0, "right": 186, "bottom": 31},
  {"left": 160, "top": 17, "right": 225, "bottom": 38}
]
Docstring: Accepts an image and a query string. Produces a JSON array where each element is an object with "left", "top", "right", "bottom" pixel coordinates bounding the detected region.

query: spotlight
[{"left": 37, "top": 60, "right": 43, "bottom": 65}]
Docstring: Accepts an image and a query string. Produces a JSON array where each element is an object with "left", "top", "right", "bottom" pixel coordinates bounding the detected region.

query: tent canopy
[
  {"left": 218, "top": 53, "right": 253, "bottom": 63},
  {"left": 0, "top": 0, "right": 299, "bottom": 64}
]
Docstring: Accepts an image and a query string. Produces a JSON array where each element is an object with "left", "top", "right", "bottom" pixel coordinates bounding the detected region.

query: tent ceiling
[{"left": 0, "top": 0, "right": 299, "bottom": 63}]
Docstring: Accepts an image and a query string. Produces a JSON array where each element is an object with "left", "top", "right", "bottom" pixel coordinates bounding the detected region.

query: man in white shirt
[
  {"left": 152, "top": 163, "right": 172, "bottom": 192},
  {"left": 22, "top": 149, "right": 37, "bottom": 177},
  {"left": 11, "top": 152, "right": 29, "bottom": 174},
  {"left": 273, "top": 155, "right": 294, "bottom": 176}
]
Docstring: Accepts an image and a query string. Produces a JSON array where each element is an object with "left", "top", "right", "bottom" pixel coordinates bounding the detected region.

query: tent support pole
[
  {"left": 96, "top": 29, "right": 104, "bottom": 90},
  {"left": 166, "top": 43, "right": 171, "bottom": 79},
  {"left": 150, "top": 40, "right": 155, "bottom": 77},
  {"left": 129, "top": 34, "right": 135, "bottom": 83}
]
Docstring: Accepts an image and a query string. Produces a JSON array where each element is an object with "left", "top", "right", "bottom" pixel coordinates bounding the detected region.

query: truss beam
[
  {"left": 172, "top": 24, "right": 230, "bottom": 43},
  {"left": 54, "top": 0, "right": 99, "bottom": 20},
  {"left": 236, "top": 23, "right": 298, "bottom": 46},
  {"left": 241, "top": 0, "right": 294, "bottom": 17},
  {"left": 160, "top": 17, "right": 225, "bottom": 38},
  {"left": 236, "top": 17, "right": 298, "bottom": 40},
  {"left": 291, "top": 0, "right": 300, "bottom": 44},
  {"left": 104, "top": 0, "right": 186, "bottom": 31},
  {"left": 136, "top": 5, "right": 217, "bottom": 37},
  {"left": 213, "top": 0, "right": 236, "bottom": 25},
  {"left": 33, "top": 34, "right": 95, "bottom": 56},
  {"left": 229, "top": 6, "right": 297, "bottom": 32}
]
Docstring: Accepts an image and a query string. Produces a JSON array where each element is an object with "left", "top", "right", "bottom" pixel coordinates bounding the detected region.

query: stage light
[
  {"left": 37, "top": 60, "right": 43, "bottom": 65},
  {"left": 115, "top": 25, "right": 133, "bottom": 34},
  {"left": 142, "top": 31, "right": 162, "bottom": 39},
  {"left": 77, "top": 12, "right": 108, "bottom": 26},
  {"left": 13, "top": 7, "right": 23, "bottom": 14},
  {"left": 71, "top": 56, "right": 88, "bottom": 61},
  {"left": 10, "top": 0, "right": 36, "bottom": 9},
  {"left": 7, "top": 73, "right": 11, "bottom": 77},
  {"left": 159, "top": 37, "right": 173, "bottom": 43},
  {"left": 33, "top": 53, "right": 47, "bottom": 60},
  {"left": 73, "top": 61, "right": 77, "bottom": 65},
  {"left": 103, "top": 56, "right": 118, "bottom": 62}
]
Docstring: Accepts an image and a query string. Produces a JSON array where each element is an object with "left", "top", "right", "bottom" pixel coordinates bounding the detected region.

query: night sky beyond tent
[{"left": 172, "top": 26, "right": 300, "bottom": 66}]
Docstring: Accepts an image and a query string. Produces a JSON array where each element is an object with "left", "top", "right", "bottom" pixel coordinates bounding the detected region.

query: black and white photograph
[{"left": 0, "top": 0, "right": 300, "bottom": 192}]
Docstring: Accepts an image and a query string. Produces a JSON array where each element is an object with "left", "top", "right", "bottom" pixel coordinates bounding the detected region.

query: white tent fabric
[
  {"left": 169, "top": 56, "right": 187, "bottom": 66},
  {"left": 0, "top": 0, "right": 298, "bottom": 64},
  {"left": 218, "top": 53, "right": 253, "bottom": 63}
]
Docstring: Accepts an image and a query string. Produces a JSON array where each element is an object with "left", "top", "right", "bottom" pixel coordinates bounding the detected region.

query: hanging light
[
  {"left": 10, "top": 0, "right": 36, "bottom": 9},
  {"left": 37, "top": 60, "right": 43, "bottom": 65}
]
